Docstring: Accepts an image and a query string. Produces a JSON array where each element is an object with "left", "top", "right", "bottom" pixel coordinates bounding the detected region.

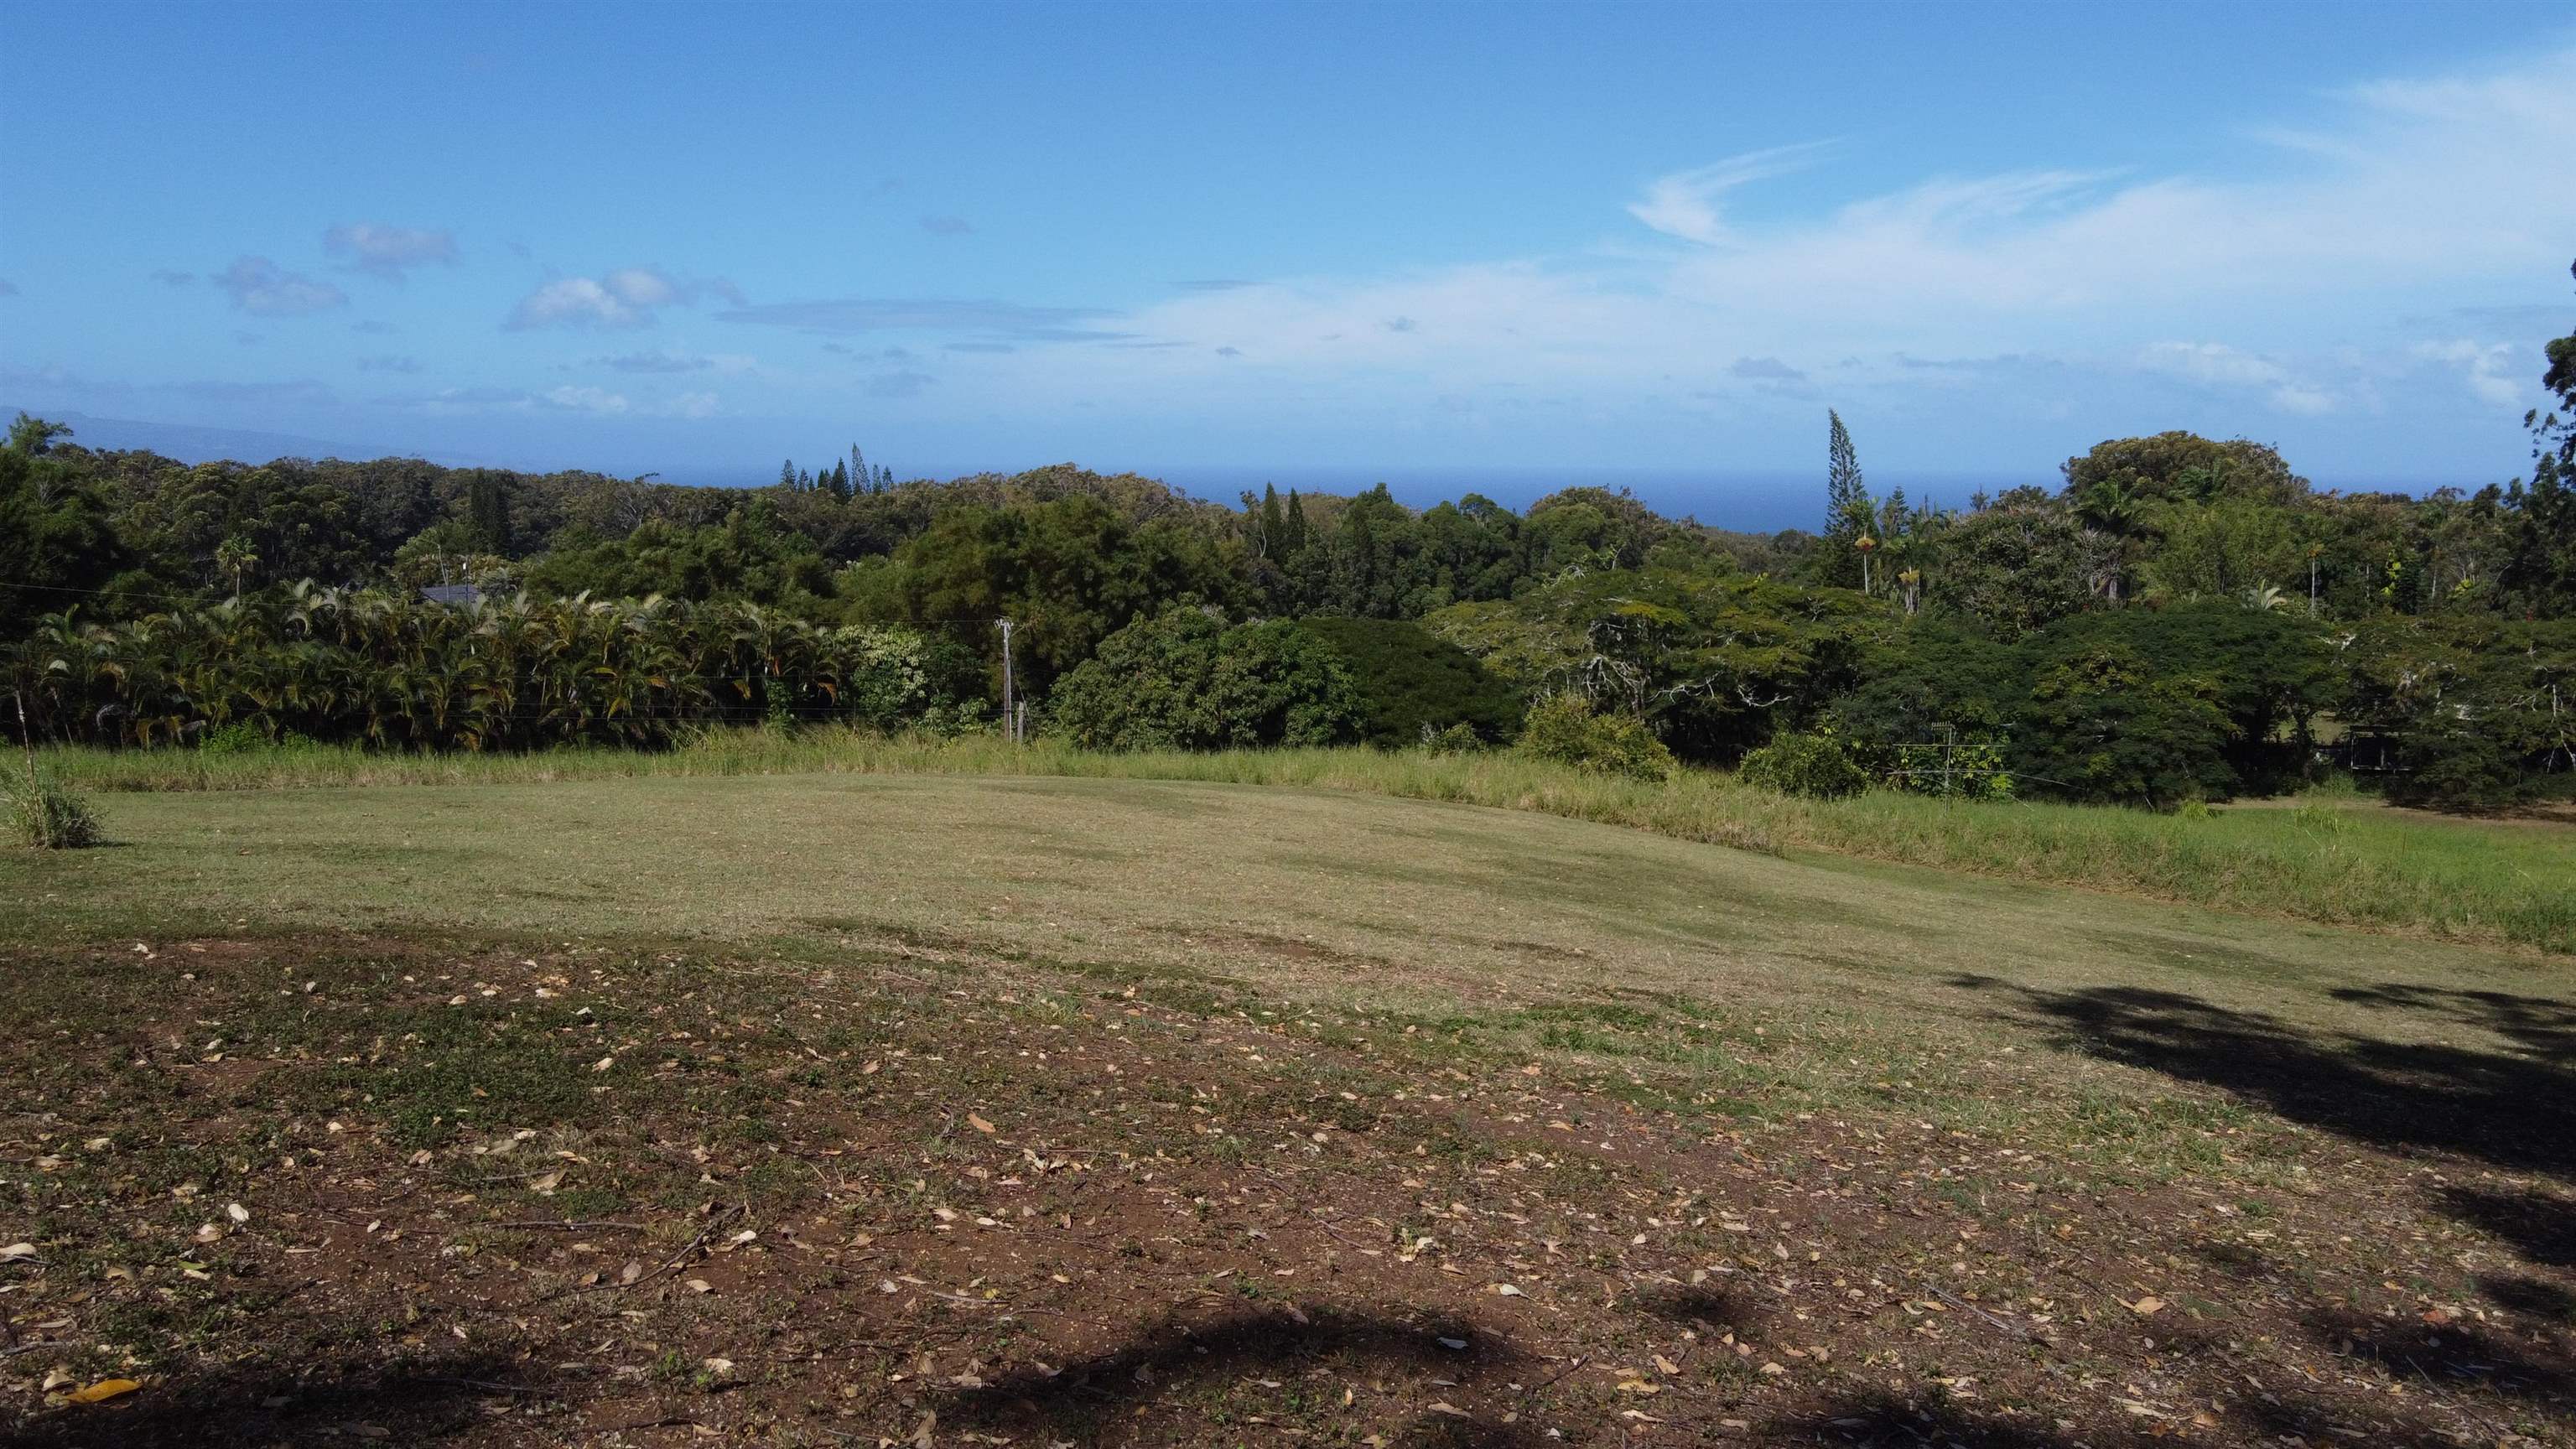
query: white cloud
[
  {"left": 2137, "top": 341, "right": 2293, "bottom": 390},
  {"left": 588, "top": 349, "right": 761, "bottom": 376},
  {"left": 504, "top": 267, "right": 744, "bottom": 330},
  {"left": 324, "top": 223, "right": 460, "bottom": 279},
  {"left": 994, "top": 44, "right": 2575, "bottom": 439},
  {"left": 381, "top": 382, "right": 712, "bottom": 418},
  {"left": 2412, "top": 339, "right": 2527, "bottom": 407},
  {"left": 542, "top": 385, "right": 631, "bottom": 414},
  {"left": 1625, "top": 143, "right": 1831, "bottom": 246},
  {"left": 216, "top": 256, "right": 348, "bottom": 316}
]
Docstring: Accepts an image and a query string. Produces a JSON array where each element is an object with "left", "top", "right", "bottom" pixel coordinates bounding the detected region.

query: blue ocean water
[{"left": 1146, "top": 466, "right": 2042, "bottom": 534}]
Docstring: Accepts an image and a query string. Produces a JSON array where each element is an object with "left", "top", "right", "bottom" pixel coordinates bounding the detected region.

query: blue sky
[{"left": 3, "top": 1, "right": 2573, "bottom": 518}]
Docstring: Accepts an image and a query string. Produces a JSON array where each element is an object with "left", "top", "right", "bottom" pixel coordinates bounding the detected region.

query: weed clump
[{"left": 5, "top": 771, "right": 101, "bottom": 848}]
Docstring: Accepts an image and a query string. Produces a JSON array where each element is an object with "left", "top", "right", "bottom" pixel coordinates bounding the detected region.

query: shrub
[
  {"left": 1296, "top": 616, "right": 1523, "bottom": 747},
  {"left": 1516, "top": 693, "right": 1673, "bottom": 782},
  {"left": 5, "top": 772, "right": 101, "bottom": 849},
  {"left": 200, "top": 720, "right": 272, "bottom": 756},
  {"left": 1737, "top": 732, "right": 1870, "bottom": 799},
  {"left": 1425, "top": 721, "right": 1484, "bottom": 755},
  {"left": 1050, "top": 610, "right": 1360, "bottom": 750}
]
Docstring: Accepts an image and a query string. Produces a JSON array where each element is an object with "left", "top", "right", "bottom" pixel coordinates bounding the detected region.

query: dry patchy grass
[{"left": 0, "top": 775, "right": 2568, "bottom": 1447}]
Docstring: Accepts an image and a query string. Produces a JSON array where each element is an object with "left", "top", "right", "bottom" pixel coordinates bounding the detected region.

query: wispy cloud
[
  {"left": 355, "top": 354, "right": 423, "bottom": 373},
  {"left": 543, "top": 385, "right": 629, "bottom": 414},
  {"left": 1729, "top": 356, "right": 1806, "bottom": 382},
  {"left": 866, "top": 371, "right": 937, "bottom": 398},
  {"left": 150, "top": 269, "right": 195, "bottom": 288},
  {"left": 378, "top": 383, "right": 716, "bottom": 419},
  {"left": 2136, "top": 341, "right": 2336, "bottom": 415},
  {"left": 1625, "top": 142, "right": 1834, "bottom": 246},
  {"left": 505, "top": 267, "right": 745, "bottom": 330},
  {"left": 920, "top": 215, "right": 974, "bottom": 236},
  {"left": 0, "top": 279, "right": 18, "bottom": 298},
  {"left": 324, "top": 223, "right": 460, "bottom": 280},
  {"left": 714, "top": 297, "right": 1128, "bottom": 341},
  {"left": 1057, "top": 44, "right": 2575, "bottom": 432},
  {"left": 585, "top": 349, "right": 758, "bottom": 375},
  {"left": 2412, "top": 339, "right": 2528, "bottom": 407},
  {"left": 169, "top": 378, "right": 337, "bottom": 406},
  {"left": 216, "top": 256, "right": 347, "bottom": 316}
]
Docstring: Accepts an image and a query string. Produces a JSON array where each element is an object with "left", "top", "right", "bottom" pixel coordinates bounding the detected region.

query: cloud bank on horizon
[{"left": 0, "top": 4, "right": 2571, "bottom": 495}]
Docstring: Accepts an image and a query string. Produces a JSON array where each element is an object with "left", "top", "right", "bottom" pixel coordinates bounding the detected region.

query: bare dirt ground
[{"left": 3, "top": 930, "right": 2568, "bottom": 1449}]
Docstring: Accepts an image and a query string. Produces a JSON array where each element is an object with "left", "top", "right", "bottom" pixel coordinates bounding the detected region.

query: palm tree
[
  {"left": 215, "top": 534, "right": 259, "bottom": 600},
  {"left": 2075, "top": 480, "right": 2142, "bottom": 602}
]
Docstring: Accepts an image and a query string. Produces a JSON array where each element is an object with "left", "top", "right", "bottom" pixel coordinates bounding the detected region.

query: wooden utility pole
[{"left": 998, "top": 618, "right": 1017, "bottom": 745}]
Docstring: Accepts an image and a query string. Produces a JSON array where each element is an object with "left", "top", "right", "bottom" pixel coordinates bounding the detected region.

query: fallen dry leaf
[{"left": 67, "top": 1379, "right": 142, "bottom": 1405}]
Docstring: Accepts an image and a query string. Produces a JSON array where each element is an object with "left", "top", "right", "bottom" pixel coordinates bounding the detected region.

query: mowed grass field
[
  {"left": 36, "top": 732, "right": 2576, "bottom": 954},
  {"left": 2, "top": 771, "right": 2570, "bottom": 1448}
]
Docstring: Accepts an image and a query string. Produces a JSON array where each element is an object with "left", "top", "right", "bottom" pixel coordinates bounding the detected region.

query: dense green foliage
[
  {"left": 1048, "top": 609, "right": 1358, "bottom": 750},
  {"left": 3, "top": 263, "right": 2571, "bottom": 808},
  {"left": 12, "top": 587, "right": 967, "bottom": 750},
  {"left": 1293, "top": 616, "right": 1522, "bottom": 745}
]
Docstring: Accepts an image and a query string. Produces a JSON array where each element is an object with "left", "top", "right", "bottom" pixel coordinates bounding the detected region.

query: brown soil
[{"left": 1, "top": 935, "right": 2568, "bottom": 1448}]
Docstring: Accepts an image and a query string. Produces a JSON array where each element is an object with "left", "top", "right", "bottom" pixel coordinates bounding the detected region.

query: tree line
[{"left": 5, "top": 264, "right": 2572, "bottom": 808}]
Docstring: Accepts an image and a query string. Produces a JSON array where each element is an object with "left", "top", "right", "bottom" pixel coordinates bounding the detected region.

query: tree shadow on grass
[
  {"left": 3, "top": 1353, "right": 567, "bottom": 1448},
  {"left": 1944, "top": 976, "right": 2576, "bottom": 1183},
  {"left": 2439, "top": 1184, "right": 2576, "bottom": 1268},
  {"left": 2303, "top": 1304, "right": 2574, "bottom": 1407},
  {"left": 1627, "top": 1280, "right": 1769, "bottom": 1332},
  {"left": 2326, "top": 982, "right": 2576, "bottom": 1057},
  {"left": 938, "top": 1303, "right": 1540, "bottom": 1446}
]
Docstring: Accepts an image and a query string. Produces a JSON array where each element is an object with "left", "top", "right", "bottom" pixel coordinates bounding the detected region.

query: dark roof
[{"left": 419, "top": 584, "right": 485, "bottom": 606}]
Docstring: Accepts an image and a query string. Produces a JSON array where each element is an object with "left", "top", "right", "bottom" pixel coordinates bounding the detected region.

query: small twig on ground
[
  {"left": 586, "top": 1415, "right": 695, "bottom": 1436},
  {"left": 498, "top": 1220, "right": 649, "bottom": 1232},
  {"left": 427, "top": 1376, "right": 562, "bottom": 1398},
  {"left": 516, "top": 1203, "right": 745, "bottom": 1311}
]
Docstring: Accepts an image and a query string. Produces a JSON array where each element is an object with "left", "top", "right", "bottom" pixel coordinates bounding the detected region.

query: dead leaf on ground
[{"left": 67, "top": 1379, "right": 143, "bottom": 1405}]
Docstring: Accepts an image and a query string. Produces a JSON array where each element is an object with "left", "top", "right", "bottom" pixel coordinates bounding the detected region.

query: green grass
[
  {"left": 27, "top": 728, "right": 2576, "bottom": 953},
  {"left": 3, "top": 770, "right": 2556, "bottom": 1057}
]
